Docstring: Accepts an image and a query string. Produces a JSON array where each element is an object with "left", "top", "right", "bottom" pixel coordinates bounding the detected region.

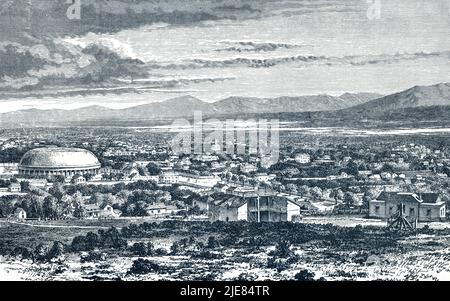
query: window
[
  {"left": 427, "top": 209, "right": 432, "bottom": 217},
  {"left": 375, "top": 206, "right": 380, "bottom": 214},
  {"left": 409, "top": 208, "right": 415, "bottom": 216}
]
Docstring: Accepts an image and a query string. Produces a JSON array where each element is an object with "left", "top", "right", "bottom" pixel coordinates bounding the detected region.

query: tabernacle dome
[{"left": 18, "top": 147, "right": 101, "bottom": 177}]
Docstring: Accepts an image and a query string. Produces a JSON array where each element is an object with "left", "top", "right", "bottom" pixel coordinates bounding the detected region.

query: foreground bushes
[
  {"left": 127, "top": 258, "right": 176, "bottom": 275},
  {"left": 11, "top": 241, "right": 66, "bottom": 263},
  {"left": 71, "top": 227, "right": 127, "bottom": 252},
  {"left": 130, "top": 242, "right": 154, "bottom": 256}
]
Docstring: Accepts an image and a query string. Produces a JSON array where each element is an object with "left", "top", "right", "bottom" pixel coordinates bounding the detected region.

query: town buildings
[
  {"left": 209, "top": 191, "right": 302, "bottom": 222},
  {"left": 369, "top": 192, "right": 446, "bottom": 222}
]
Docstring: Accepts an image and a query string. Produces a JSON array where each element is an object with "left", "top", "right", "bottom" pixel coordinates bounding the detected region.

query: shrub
[
  {"left": 98, "top": 227, "right": 127, "bottom": 249},
  {"left": 34, "top": 243, "right": 49, "bottom": 262},
  {"left": 154, "top": 248, "right": 168, "bottom": 256},
  {"left": 130, "top": 242, "right": 148, "bottom": 256},
  {"left": 207, "top": 236, "right": 220, "bottom": 249},
  {"left": 237, "top": 273, "right": 258, "bottom": 281},
  {"left": 147, "top": 242, "right": 155, "bottom": 255},
  {"left": 294, "top": 269, "right": 316, "bottom": 281},
  {"left": 46, "top": 241, "right": 65, "bottom": 261},
  {"left": 10, "top": 247, "right": 33, "bottom": 260},
  {"left": 71, "top": 236, "right": 89, "bottom": 252},
  {"left": 128, "top": 258, "right": 160, "bottom": 275},
  {"left": 269, "top": 240, "right": 293, "bottom": 258}
]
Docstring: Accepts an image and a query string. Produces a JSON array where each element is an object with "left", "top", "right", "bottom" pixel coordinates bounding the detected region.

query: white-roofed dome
[{"left": 19, "top": 147, "right": 101, "bottom": 177}]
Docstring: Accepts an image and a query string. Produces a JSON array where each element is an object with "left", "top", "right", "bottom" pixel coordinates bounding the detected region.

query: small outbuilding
[{"left": 13, "top": 208, "right": 27, "bottom": 220}]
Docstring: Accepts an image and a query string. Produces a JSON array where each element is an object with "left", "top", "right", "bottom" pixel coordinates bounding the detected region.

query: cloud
[
  {"left": 0, "top": 0, "right": 267, "bottom": 38},
  {"left": 215, "top": 41, "right": 304, "bottom": 52},
  {"left": 145, "top": 51, "right": 448, "bottom": 70},
  {"left": 0, "top": 39, "right": 148, "bottom": 91}
]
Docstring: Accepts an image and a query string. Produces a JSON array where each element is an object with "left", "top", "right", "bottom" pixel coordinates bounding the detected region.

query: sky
[{"left": 0, "top": 0, "right": 450, "bottom": 112}]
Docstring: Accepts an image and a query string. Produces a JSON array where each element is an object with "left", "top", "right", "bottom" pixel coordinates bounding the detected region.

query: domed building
[{"left": 18, "top": 147, "right": 101, "bottom": 178}]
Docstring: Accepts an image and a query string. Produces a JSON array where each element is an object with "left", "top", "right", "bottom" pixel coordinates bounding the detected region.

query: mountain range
[
  {"left": 0, "top": 93, "right": 380, "bottom": 125},
  {"left": 345, "top": 83, "right": 450, "bottom": 115},
  {"left": 1, "top": 82, "right": 450, "bottom": 126}
]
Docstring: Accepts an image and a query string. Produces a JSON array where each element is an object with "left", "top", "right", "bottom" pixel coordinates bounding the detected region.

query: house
[
  {"left": 177, "top": 172, "right": 220, "bottom": 188},
  {"left": 8, "top": 183, "right": 21, "bottom": 193},
  {"left": 314, "top": 155, "right": 334, "bottom": 165},
  {"left": 145, "top": 203, "right": 180, "bottom": 217},
  {"left": 240, "top": 163, "right": 258, "bottom": 174},
  {"left": 214, "top": 182, "right": 230, "bottom": 193},
  {"left": 294, "top": 153, "right": 311, "bottom": 164},
  {"left": 369, "top": 192, "right": 446, "bottom": 222},
  {"left": 209, "top": 196, "right": 248, "bottom": 222},
  {"left": 358, "top": 170, "right": 373, "bottom": 177},
  {"left": 159, "top": 171, "right": 220, "bottom": 188},
  {"left": 192, "top": 197, "right": 211, "bottom": 212},
  {"left": 209, "top": 192, "right": 302, "bottom": 222},
  {"left": 84, "top": 204, "right": 121, "bottom": 219},
  {"left": 17, "top": 178, "right": 48, "bottom": 189},
  {"left": 159, "top": 171, "right": 179, "bottom": 184},
  {"left": 123, "top": 166, "right": 140, "bottom": 179},
  {"left": 72, "top": 175, "right": 86, "bottom": 185},
  {"left": 13, "top": 208, "right": 27, "bottom": 220},
  {"left": 255, "top": 173, "right": 276, "bottom": 183},
  {"left": 146, "top": 203, "right": 168, "bottom": 216}
]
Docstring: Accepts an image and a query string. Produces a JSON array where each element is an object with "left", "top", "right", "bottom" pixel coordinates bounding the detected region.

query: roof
[
  {"left": 19, "top": 148, "right": 100, "bottom": 169},
  {"left": 215, "top": 196, "right": 247, "bottom": 208},
  {"left": 85, "top": 204, "right": 101, "bottom": 211},
  {"left": 145, "top": 203, "right": 167, "bottom": 210},
  {"left": 376, "top": 192, "right": 421, "bottom": 203},
  {"left": 376, "top": 192, "right": 442, "bottom": 204},
  {"left": 420, "top": 193, "right": 441, "bottom": 204},
  {"left": 14, "top": 208, "right": 26, "bottom": 214}
]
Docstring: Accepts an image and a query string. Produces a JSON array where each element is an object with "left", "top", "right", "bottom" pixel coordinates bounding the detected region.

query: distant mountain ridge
[
  {"left": 346, "top": 83, "right": 450, "bottom": 115},
  {"left": 0, "top": 92, "right": 381, "bottom": 125},
  {"left": 2, "top": 83, "right": 450, "bottom": 126}
]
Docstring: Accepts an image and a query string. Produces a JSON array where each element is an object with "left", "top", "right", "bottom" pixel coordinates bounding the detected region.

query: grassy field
[
  {"left": 2, "top": 218, "right": 450, "bottom": 281},
  {"left": 0, "top": 217, "right": 165, "bottom": 253}
]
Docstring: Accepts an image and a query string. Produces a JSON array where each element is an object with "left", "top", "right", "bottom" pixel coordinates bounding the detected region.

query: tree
[
  {"left": 47, "top": 241, "right": 65, "bottom": 261},
  {"left": 344, "top": 192, "right": 358, "bottom": 209},
  {"left": 43, "top": 196, "right": 57, "bottom": 219},
  {"left": 52, "top": 175, "right": 66, "bottom": 184},
  {"left": 60, "top": 195, "right": 74, "bottom": 217},
  {"left": 346, "top": 160, "right": 359, "bottom": 176},
  {"left": 28, "top": 195, "right": 43, "bottom": 218},
  {"left": 297, "top": 185, "right": 310, "bottom": 196},
  {"left": 310, "top": 187, "right": 323, "bottom": 201},
  {"left": 49, "top": 182, "right": 65, "bottom": 201},
  {"left": 73, "top": 201, "right": 85, "bottom": 219},
  {"left": 98, "top": 227, "right": 127, "bottom": 249},
  {"left": 286, "top": 184, "right": 298, "bottom": 194},
  {"left": 331, "top": 189, "right": 345, "bottom": 205},
  {"left": 381, "top": 163, "right": 395, "bottom": 173},
  {"left": 20, "top": 181, "right": 31, "bottom": 192},
  {"left": 207, "top": 236, "right": 220, "bottom": 249},
  {"left": 85, "top": 232, "right": 99, "bottom": 250},
  {"left": 130, "top": 242, "right": 148, "bottom": 256},
  {"left": 146, "top": 163, "right": 162, "bottom": 176},
  {"left": 34, "top": 243, "right": 48, "bottom": 262}
]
